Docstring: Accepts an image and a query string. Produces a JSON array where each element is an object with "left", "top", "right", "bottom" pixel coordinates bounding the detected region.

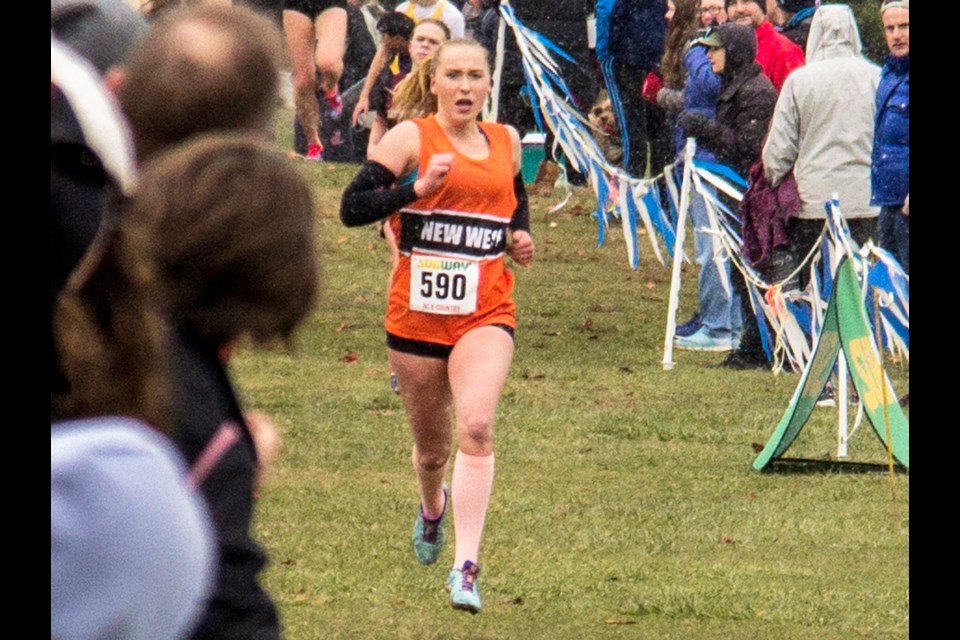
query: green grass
[{"left": 229, "top": 110, "right": 908, "bottom": 639}]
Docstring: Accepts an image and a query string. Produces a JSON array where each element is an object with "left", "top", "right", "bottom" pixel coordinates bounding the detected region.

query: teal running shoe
[
  {"left": 450, "top": 560, "right": 481, "bottom": 614},
  {"left": 412, "top": 485, "right": 447, "bottom": 565}
]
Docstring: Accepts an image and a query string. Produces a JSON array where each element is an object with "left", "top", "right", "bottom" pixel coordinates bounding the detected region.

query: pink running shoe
[{"left": 305, "top": 141, "right": 324, "bottom": 161}]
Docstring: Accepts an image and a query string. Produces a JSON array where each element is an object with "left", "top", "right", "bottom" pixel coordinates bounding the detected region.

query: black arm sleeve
[
  {"left": 509, "top": 172, "right": 530, "bottom": 233},
  {"left": 339, "top": 161, "right": 419, "bottom": 228}
]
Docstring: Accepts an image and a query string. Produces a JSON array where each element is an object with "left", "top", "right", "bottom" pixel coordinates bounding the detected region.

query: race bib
[{"left": 409, "top": 251, "right": 479, "bottom": 315}]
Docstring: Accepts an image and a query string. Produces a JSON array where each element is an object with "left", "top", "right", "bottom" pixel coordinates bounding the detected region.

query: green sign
[{"left": 753, "top": 257, "right": 909, "bottom": 470}]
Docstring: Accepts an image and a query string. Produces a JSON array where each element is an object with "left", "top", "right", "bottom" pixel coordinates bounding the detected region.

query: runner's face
[
  {"left": 410, "top": 23, "right": 447, "bottom": 63},
  {"left": 431, "top": 44, "right": 491, "bottom": 123}
]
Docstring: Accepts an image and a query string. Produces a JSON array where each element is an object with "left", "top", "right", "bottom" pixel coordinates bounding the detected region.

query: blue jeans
[
  {"left": 878, "top": 205, "right": 909, "bottom": 274},
  {"left": 688, "top": 185, "right": 742, "bottom": 339}
]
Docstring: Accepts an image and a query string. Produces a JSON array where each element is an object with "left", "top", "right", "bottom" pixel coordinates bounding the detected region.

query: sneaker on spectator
[
  {"left": 675, "top": 312, "right": 702, "bottom": 338},
  {"left": 817, "top": 381, "right": 860, "bottom": 407},
  {"left": 674, "top": 327, "right": 735, "bottom": 352},
  {"left": 816, "top": 384, "right": 836, "bottom": 407},
  {"left": 710, "top": 349, "right": 767, "bottom": 370}
]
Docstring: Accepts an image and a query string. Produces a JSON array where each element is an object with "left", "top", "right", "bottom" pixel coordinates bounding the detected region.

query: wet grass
[{"left": 228, "top": 111, "right": 909, "bottom": 639}]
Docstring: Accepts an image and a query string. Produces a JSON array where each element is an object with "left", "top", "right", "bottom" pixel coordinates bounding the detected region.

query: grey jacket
[{"left": 762, "top": 4, "right": 880, "bottom": 219}]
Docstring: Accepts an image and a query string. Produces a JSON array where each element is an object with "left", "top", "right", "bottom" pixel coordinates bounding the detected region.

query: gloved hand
[
  {"left": 677, "top": 110, "right": 710, "bottom": 138},
  {"left": 656, "top": 87, "right": 684, "bottom": 114},
  {"left": 641, "top": 71, "right": 664, "bottom": 103}
]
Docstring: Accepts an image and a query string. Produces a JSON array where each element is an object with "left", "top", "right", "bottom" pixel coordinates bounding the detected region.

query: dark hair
[
  {"left": 377, "top": 10, "right": 416, "bottom": 38},
  {"left": 661, "top": 0, "right": 703, "bottom": 89},
  {"left": 119, "top": 3, "right": 284, "bottom": 163},
  {"left": 125, "top": 134, "right": 319, "bottom": 351}
]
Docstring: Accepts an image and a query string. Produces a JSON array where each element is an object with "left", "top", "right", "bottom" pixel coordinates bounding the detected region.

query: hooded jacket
[
  {"left": 762, "top": 4, "right": 880, "bottom": 219},
  {"left": 681, "top": 22, "right": 777, "bottom": 178}
]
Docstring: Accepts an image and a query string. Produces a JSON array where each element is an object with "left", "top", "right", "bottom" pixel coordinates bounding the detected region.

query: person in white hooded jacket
[{"left": 761, "top": 3, "right": 880, "bottom": 290}]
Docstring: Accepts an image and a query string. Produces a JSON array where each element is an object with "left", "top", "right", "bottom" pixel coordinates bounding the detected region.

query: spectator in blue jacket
[
  {"left": 871, "top": 0, "right": 909, "bottom": 273},
  {"left": 596, "top": 0, "right": 671, "bottom": 178},
  {"left": 658, "top": 0, "right": 743, "bottom": 352}
]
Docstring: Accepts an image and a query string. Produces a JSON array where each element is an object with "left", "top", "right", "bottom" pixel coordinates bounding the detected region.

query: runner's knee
[
  {"left": 459, "top": 415, "right": 494, "bottom": 450},
  {"left": 414, "top": 443, "right": 451, "bottom": 471}
]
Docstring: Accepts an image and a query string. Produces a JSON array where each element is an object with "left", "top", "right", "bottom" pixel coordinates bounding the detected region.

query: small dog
[{"left": 588, "top": 90, "right": 623, "bottom": 165}]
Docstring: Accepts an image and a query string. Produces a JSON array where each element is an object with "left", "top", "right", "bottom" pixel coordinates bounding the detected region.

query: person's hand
[
  {"left": 352, "top": 95, "right": 370, "bottom": 127},
  {"left": 507, "top": 229, "right": 534, "bottom": 267},
  {"left": 902, "top": 193, "right": 909, "bottom": 216},
  {"left": 656, "top": 87, "right": 684, "bottom": 113},
  {"left": 245, "top": 411, "right": 282, "bottom": 496},
  {"left": 677, "top": 110, "right": 709, "bottom": 137},
  {"left": 414, "top": 153, "right": 455, "bottom": 198}
]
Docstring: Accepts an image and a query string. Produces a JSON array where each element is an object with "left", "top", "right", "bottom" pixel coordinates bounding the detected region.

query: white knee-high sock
[{"left": 452, "top": 450, "right": 495, "bottom": 569}]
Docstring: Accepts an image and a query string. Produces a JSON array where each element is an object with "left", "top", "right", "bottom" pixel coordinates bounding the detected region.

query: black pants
[
  {"left": 612, "top": 63, "right": 672, "bottom": 179},
  {"left": 735, "top": 216, "right": 879, "bottom": 361},
  {"left": 787, "top": 217, "right": 877, "bottom": 291}
]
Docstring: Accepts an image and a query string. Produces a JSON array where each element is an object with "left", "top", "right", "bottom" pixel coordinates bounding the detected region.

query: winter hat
[
  {"left": 777, "top": 0, "right": 817, "bottom": 12},
  {"left": 51, "top": 0, "right": 148, "bottom": 76},
  {"left": 725, "top": 0, "right": 764, "bottom": 11},
  {"left": 51, "top": 417, "right": 216, "bottom": 640},
  {"left": 695, "top": 27, "right": 725, "bottom": 48},
  {"left": 51, "top": 0, "right": 147, "bottom": 160},
  {"left": 51, "top": 37, "right": 138, "bottom": 193}
]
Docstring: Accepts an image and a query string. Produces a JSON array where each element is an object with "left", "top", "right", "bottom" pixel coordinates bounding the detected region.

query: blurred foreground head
[
  {"left": 118, "top": 2, "right": 285, "bottom": 162},
  {"left": 55, "top": 134, "right": 318, "bottom": 428},
  {"left": 125, "top": 134, "right": 319, "bottom": 350}
]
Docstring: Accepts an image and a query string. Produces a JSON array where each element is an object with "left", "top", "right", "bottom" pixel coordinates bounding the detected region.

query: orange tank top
[{"left": 385, "top": 115, "right": 518, "bottom": 346}]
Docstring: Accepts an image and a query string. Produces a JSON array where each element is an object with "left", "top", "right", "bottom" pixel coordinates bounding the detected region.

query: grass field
[{"left": 228, "top": 112, "right": 909, "bottom": 639}]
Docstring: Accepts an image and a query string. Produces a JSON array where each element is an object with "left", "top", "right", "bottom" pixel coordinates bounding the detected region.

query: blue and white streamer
[
  {"left": 498, "top": 1, "right": 677, "bottom": 269},
  {"left": 680, "top": 159, "right": 910, "bottom": 372}
]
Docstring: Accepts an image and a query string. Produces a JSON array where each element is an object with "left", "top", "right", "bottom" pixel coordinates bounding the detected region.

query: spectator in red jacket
[{"left": 725, "top": 0, "right": 803, "bottom": 93}]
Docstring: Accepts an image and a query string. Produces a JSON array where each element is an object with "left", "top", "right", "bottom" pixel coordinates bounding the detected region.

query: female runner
[{"left": 340, "top": 38, "right": 534, "bottom": 614}]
